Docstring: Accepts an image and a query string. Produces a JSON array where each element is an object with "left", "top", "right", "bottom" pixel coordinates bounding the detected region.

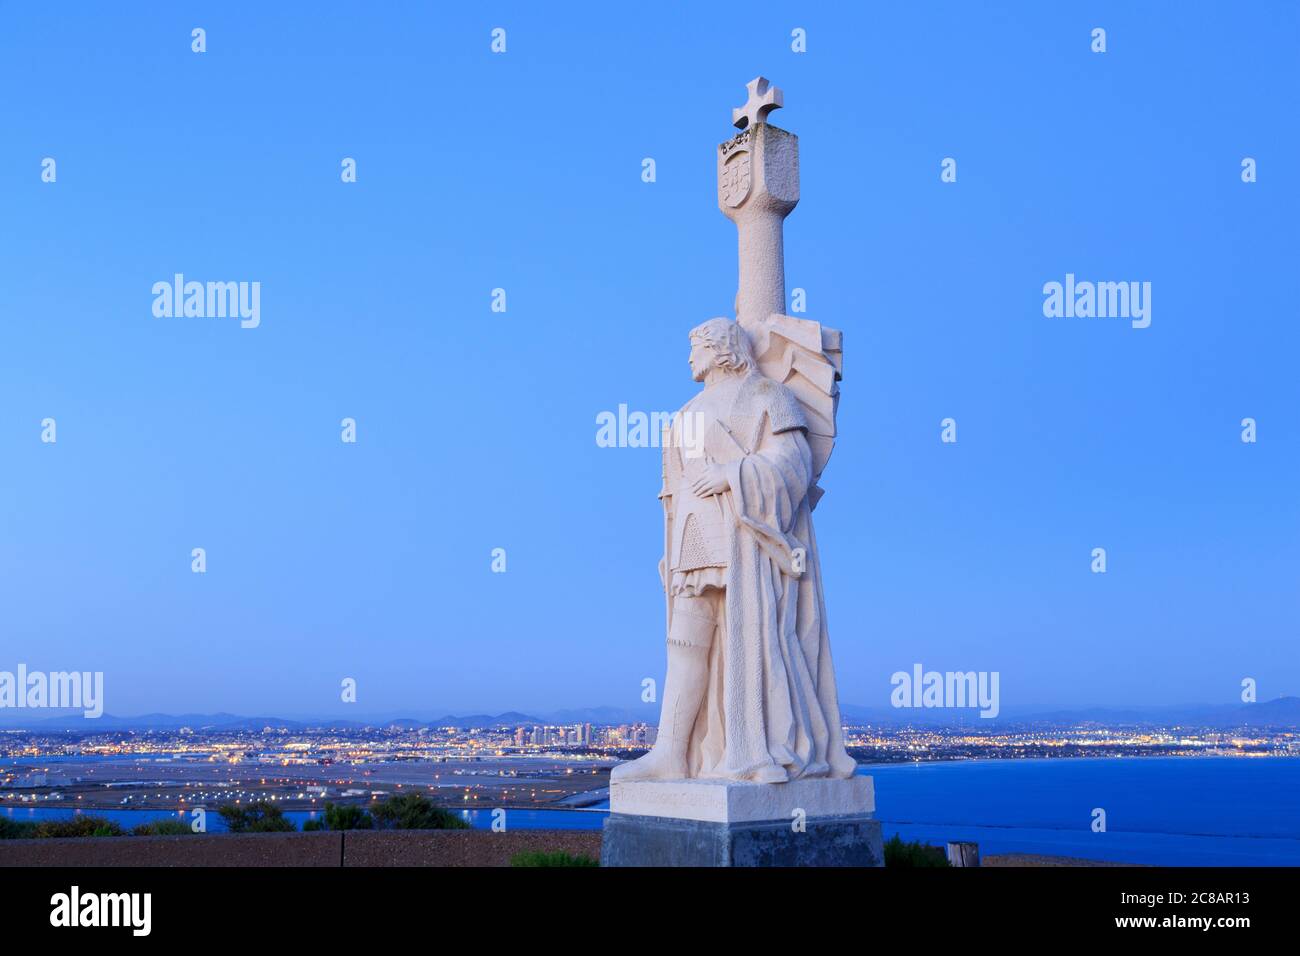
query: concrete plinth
[{"left": 602, "top": 776, "right": 884, "bottom": 867}]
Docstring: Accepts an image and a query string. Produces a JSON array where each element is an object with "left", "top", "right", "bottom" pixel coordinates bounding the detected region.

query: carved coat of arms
[{"left": 720, "top": 149, "right": 752, "bottom": 208}]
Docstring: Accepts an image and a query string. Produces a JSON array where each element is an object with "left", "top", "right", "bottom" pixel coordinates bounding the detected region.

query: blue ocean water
[
  {"left": 5, "top": 756, "right": 1297, "bottom": 864},
  {"left": 866, "top": 756, "right": 1300, "bottom": 866}
]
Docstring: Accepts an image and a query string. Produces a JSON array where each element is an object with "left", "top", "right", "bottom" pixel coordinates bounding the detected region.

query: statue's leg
[
  {"left": 658, "top": 595, "right": 716, "bottom": 762},
  {"left": 610, "top": 593, "right": 716, "bottom": 782}
]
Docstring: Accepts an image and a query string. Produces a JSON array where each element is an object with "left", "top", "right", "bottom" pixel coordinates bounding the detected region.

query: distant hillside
[
  {"left": 1, "top": 698, "right": 1295, "bottom": 732},
  {"left": 0, "top": 712, "right": 317, "bottom": 732},
  {"left": 839, "top": 696, "right": 1300, "bottom": 730}
]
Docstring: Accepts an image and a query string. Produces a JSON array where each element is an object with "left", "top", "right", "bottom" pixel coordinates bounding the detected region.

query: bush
[
  {"left": 132, "top": 819, "right": 192, "bottom": 836},
  {"left": 510, "top": 850, "right": 599, "bottom": 868},
  {"left": 217, "top": 801, "right": 296, "bottom": 833},
  {"left": 0, "top": 818, "right": 37, "bottom": 840},
  {"left": 371, "top": 793, "right": 469, "bottom": 831},
  {"left": 883, "top": 833, "right": 950, "bottom": 867},
  {"left": 322, "top": 802, "right": 374, "bottom": 831},
  {"left": 302, "top": 804, "right": 375, "bottom": 831},
  {"left": 31, "top": 816, "right": 124, "bottom": 839}
]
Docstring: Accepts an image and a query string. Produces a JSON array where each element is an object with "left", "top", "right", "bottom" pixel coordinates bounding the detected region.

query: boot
[{"left": 611, "top": 640, "right": 710, "bottom": 783}]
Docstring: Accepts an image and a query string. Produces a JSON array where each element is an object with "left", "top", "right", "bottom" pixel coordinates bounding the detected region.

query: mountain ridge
[{"left": 1, "top": 698, "right": 1296, "bottom": 732}]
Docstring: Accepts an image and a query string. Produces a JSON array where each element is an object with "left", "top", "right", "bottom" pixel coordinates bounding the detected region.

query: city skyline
[{"left": 2, "top": 694, "right": 1298, "bottom": 731}]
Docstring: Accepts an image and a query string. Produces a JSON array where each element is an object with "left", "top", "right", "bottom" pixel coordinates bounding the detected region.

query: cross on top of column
[{"left": 731, "top": 76, "right": 783, "bottom": 130}]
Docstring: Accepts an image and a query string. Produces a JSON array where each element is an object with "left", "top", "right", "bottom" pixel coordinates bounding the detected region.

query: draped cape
[{"left": 664, "top": 372, "right": 856, "bottom": 781}]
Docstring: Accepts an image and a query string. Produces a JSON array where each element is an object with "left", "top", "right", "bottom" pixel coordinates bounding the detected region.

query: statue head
[{"left": 688, "top": 318, "right": 755, "bottom": 382}]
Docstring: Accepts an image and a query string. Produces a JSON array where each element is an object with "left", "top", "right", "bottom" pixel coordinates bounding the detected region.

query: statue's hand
[{"left": 691, "top": 465, "right": 730, "bottom": 497}]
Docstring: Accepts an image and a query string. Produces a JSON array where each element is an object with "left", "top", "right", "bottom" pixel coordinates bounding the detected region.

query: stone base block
[
  {"left": 610, "top": 775, "right": 875, "bottom": 824},
  {"left": 601, "top": 812, "right": 884, "bottom": 867}
]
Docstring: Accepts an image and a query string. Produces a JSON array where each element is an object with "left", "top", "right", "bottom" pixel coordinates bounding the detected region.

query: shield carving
[{"left": 720, "top": 150, "right": 752, "bottom": 208}]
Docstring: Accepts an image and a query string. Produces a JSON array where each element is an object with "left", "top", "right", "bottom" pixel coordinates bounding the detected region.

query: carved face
[
  {"left": 689, "top": 318, "right": 754, "bottom": 382},
  {"left": 688, "top": 339, "right": 715, "bottom": 382}
]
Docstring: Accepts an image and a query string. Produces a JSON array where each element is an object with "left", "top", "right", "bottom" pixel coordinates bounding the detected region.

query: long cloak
[{"left": 669, "top": 373, "right": 856, "bottom": 781}]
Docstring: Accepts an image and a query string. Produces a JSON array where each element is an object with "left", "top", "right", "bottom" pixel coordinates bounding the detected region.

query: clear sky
[{"left": 1, "top": 2, "right": 1296, "bottom": 718}]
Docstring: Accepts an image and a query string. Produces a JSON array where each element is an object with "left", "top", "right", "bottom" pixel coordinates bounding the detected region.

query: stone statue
[
  {"left": 613, "top": 78, "right": 854, "bottom": 786},
  {"left": 611, "top": 316, "right": 855, "bottom": 784},
  {"left": 603, "top": 78, "right": 882, "bottom": 867}
]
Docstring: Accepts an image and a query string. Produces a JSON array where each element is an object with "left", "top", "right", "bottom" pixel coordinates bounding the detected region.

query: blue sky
[{"left": 1, "top": 2, "right": 1296, "bottom": 717}]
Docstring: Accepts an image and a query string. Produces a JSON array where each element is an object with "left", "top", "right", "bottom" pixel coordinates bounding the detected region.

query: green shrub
[
  {"left": 0, "top": 818, "right": 38, "bottom": 840},
  {"left": 302, "top": 819, "right": 325, "bottom": 831},
  {"left": 323, "top": 802, "right": 374, "bottom": 831},
  {"left": 883, "top": 833, "right": 950, "bottom": 867},
  {"left": 132, "top": 819, "right": 192, "bottom": 836},
  {"left": 217, "top": 801, "right": 296, "bottom": 833},
  {"left": 371, "top": 793, "right": 469, "bottom": 831},
  {"left": 510, "top": 850, "right": 599, "bottom": 868},
  {"left": 30, "top": 816, "right": 124, "bottom": 839}
]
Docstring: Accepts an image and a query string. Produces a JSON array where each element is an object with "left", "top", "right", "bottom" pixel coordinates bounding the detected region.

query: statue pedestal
[{"left": 601, "top": 776, "right": 884, "bottom": 867}]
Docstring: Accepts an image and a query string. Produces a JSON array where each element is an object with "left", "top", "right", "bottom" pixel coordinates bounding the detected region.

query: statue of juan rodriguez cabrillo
[{"left": 613, "top": 78, "right": 854, "bottom": 786}]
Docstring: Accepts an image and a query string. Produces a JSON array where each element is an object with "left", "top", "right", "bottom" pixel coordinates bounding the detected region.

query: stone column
[{"left": 717, "top": 121, "right": 799, "bottom": 335}]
